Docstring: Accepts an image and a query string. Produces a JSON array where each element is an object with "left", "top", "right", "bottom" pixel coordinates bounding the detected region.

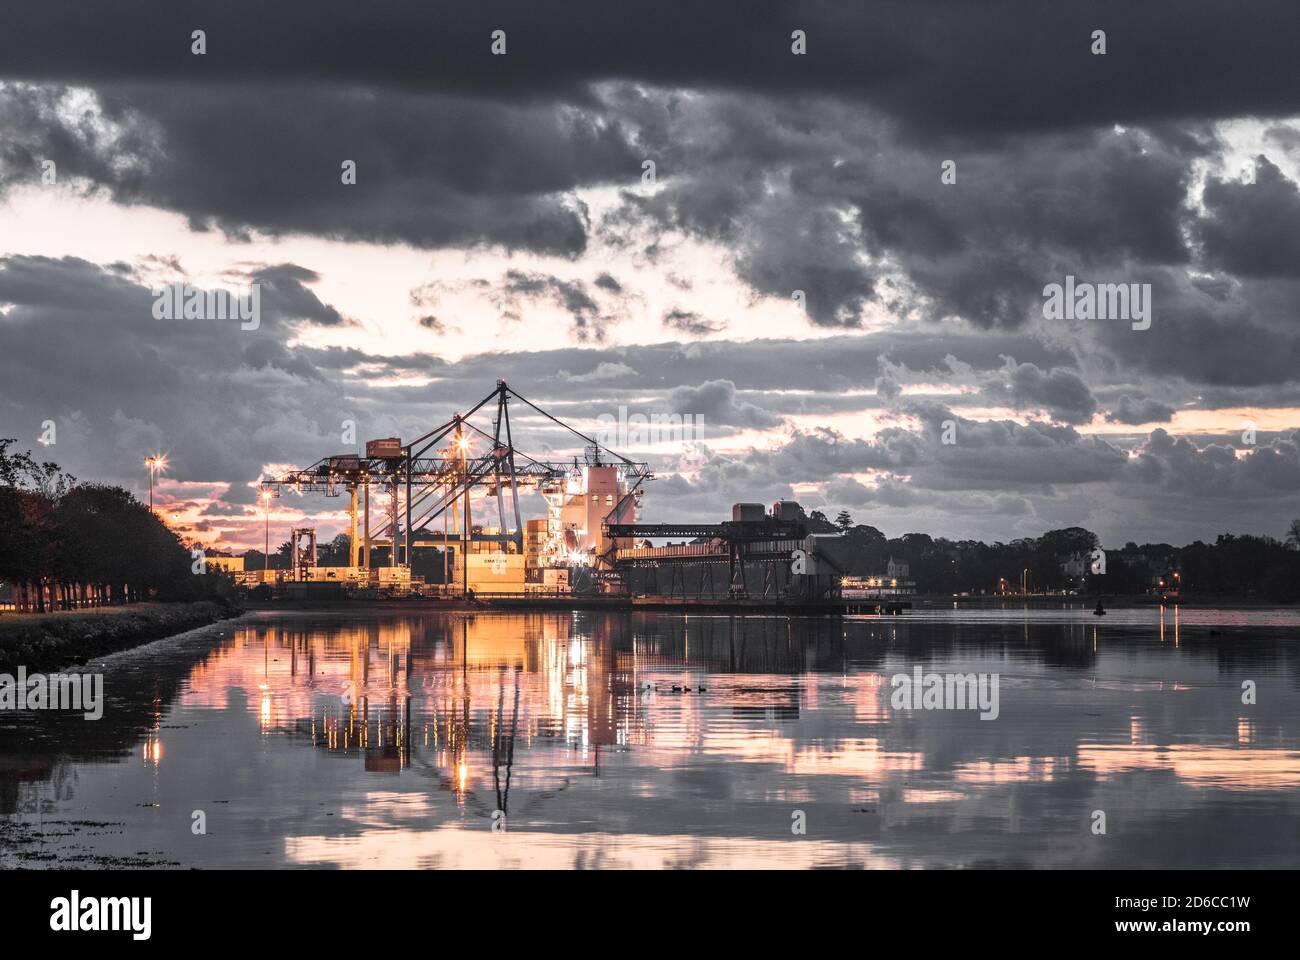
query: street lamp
[
  {"left": 451, "top": 428, "right": 472, "bottom": 598},
  {"left": 144, "top": 455, "right": 167, "bottom": 514},
  {"left": 261, "top": 489, "right": 275, "bottom": 575}
]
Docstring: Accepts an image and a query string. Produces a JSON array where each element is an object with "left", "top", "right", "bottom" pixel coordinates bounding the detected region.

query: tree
[
  {"left": 1287, "top": 518, "right": 1300, "bottom": 550},
  {"left": 322, "top": 532, "right": 352, "bottom": 566},
  {"left": 0, "top": 441, "right": 213, "bottom": 611},
  {"left": 834, "top": 510, "right": 853, "bottom": 532}
]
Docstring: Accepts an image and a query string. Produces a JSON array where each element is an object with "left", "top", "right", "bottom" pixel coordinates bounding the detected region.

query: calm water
[{"left": 2, "top": 606, "right": 1298, "bottom": 869}]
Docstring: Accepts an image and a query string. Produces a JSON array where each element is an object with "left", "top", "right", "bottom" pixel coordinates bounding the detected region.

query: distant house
[
  {"left": 1060, "top": 553, "right": 1088, "bottom": 578},
  {"left": 886, "top": 557, "right": 910, "bottom": 579}
]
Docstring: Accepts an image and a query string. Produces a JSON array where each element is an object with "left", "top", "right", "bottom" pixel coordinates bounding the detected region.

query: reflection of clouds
[
  {"left": 953, "top": 756, "right": 1063, "bottom": 785},
  {"left": 1077, "top": 744, "right": 1300, "bottom": 791},
  {"left": 789, "top": 739, "right": 924, "bottom": 778},
  {"left": 699, "top": 728, "right": 793, "bottom": 766},
  {"left": 285, "top": 825, "right": 902, "bottom": 870},
  {"left": 846, "top": 673, "right": 889, "bottom": 723},
  {"left": 902, "top": 789, "right": 966, "bottom": 804},
  {"left": 10, "top": 608, "right": 1300, "bottom": 868}
]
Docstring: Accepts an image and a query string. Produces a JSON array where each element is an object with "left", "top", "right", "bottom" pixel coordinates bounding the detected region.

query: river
[{"left": 2, "top": 605, "right": 1297, "bottom": 868}]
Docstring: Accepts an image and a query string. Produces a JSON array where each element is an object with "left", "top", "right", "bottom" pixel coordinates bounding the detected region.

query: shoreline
[
  {"left": 910, "top": 594, "right": 1299, "bottom": 609},
  {"left": 234, "top": 594, "right": 1297, "bottom": 616},
  {"left": 0, "top": 601, "right": 244, "bottom": 673}
]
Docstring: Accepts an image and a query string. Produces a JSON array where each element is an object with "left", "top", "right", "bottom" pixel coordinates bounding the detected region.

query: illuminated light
[
  {"left": 1237, "top": 718, "right": 1254, "bottom": 744},
  {"left": 142, "top": 737, "right": 164, "bottom": 765}
]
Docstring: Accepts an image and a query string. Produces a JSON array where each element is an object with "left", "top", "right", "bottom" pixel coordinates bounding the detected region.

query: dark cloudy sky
[{"left": 1, "top": 1, "right": 1299, "bottom": 549}]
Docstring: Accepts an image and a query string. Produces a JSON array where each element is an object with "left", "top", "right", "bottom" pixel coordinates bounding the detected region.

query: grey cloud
[
  {"left": 249, "top": 264, "right": 349, "bottom": 327},
  {"left": 501, "top": 269, "right": 615, "bottom": 341},
  {"left": 0, "top": 82, "right": 633, "bottom": 257},
  {"left": 662, "top": 308, "right": 725, "bottom": 336},
  {"left": 667, "top": 379, "right": 781, "bottom": 428},
  {"left": 4, "top": 2, "right": 1300, "bottom": 137},
  {"left": 1105, "top": 395, "right": 1176, "bottom": 425},
  {"left": 603, "top": 92, "right": 1198, "bottom": 330},
  {"left": 1129, "top": 428, "right": 1300, "bottom": 500},
  {"left": 1198, "top": 156, "right": 1300, "bottom": 278},
  {"left": 0, "top": 255, "right": 357, "bottom": 486},
  {"left": 1087, "top": 267, "right": 1300, "bottom": 387},
  {"left": 981, "top": 359, "right": 1098, "bottom": 425}
]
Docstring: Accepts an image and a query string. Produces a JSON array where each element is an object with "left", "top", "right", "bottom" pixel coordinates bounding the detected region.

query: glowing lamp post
[
  {"left": 261, "top": 489, "right": 274, "bottom": 574},
  {"left": 453, "top": 429, "right": 472, "bottom": 597},
  {"left": 144, "top": 455, "right": 167, "bottom": 514}
]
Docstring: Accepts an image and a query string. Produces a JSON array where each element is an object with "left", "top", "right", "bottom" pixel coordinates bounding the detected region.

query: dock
[{"left": 255, "top": 591, "right": 911, "bottom": 616}]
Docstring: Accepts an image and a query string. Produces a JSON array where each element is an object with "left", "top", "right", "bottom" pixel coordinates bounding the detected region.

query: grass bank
[{"left": 0, "top": 601, "right": 243, "bottom": 672}]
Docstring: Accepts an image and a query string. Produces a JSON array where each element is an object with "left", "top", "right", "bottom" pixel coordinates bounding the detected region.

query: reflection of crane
[
  {"left": 492, "top": 666, "right": 522, "bottom": 821},
  {"left": 259, "top": 380, "right": 652, "bottom": 576}
]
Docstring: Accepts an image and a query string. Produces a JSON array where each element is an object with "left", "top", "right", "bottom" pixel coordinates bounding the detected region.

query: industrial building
[{"left": 252, "top": 380, "right": 880, "bottom": 608}]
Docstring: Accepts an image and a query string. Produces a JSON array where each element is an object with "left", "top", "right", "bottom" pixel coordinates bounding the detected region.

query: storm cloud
[{"left": 2, "top": 3, "right": 1300, "bottom": 547}]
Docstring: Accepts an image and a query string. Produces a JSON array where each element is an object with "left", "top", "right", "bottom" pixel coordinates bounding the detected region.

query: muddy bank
[{"left": 0, "top": 601, "right": 243, "bottom": 672}]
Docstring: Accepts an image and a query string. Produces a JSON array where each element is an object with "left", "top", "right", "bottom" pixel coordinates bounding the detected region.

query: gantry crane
[{"left": 258, "top": 380, "right": 653, "bottom": 583}]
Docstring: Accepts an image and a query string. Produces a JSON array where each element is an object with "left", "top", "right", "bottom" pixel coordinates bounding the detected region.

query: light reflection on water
[{"left": 2, "top": 607, "right": 1298, "bottom": 869}]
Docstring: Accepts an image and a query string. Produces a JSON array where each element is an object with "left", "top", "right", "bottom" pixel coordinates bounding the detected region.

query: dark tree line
[
  {"left": 0, "top": 440, "right": 231, "bottom": 612},
  {"left": 811, "top": 510, "right": 1300, "bottom": 600}
]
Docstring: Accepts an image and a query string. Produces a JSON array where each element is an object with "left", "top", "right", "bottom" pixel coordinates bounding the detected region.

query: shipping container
[{"left": 365, "top": 437, "right": 404, "bottom": 458}]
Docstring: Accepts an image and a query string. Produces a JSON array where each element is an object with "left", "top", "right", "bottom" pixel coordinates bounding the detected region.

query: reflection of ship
[
  {"left": 282, "top": 612, "right": 878, "bottom": 800},
  {"left": 285, "top": 612, "right": 909, "bottom": 783},
  {"left": 290, "top": 613, "right": 634, "bottom": 814}
]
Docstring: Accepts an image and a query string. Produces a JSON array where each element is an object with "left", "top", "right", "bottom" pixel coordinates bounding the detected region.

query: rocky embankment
[{"left": 0, "top": 601, "right": 242, "bottom": 672}]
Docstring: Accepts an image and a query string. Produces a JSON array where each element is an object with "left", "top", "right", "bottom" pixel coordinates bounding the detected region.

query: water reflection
[{"left": 1, "top": 608, "right": 1298, "bottom": 869}]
